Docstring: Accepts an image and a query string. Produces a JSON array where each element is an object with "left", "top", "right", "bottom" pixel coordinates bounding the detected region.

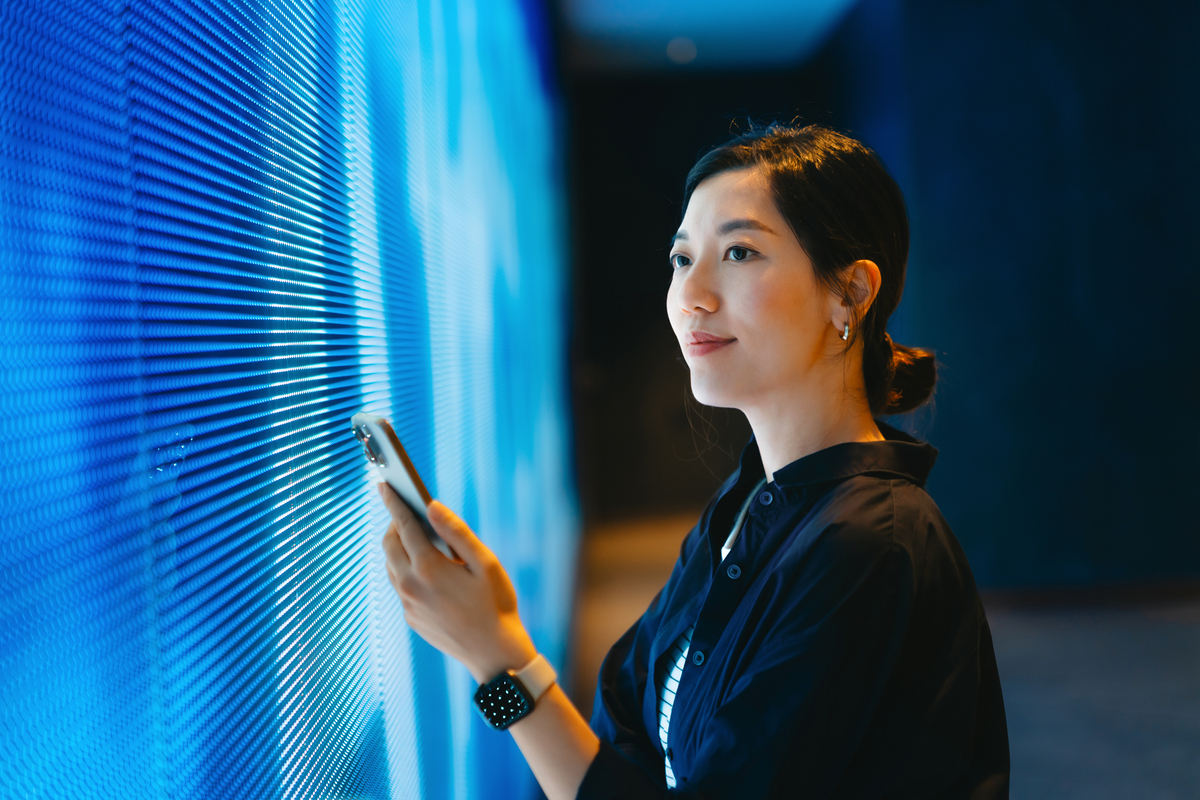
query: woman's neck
[{"left": 743, "top": 387, "right": 883, "bottom": 483}]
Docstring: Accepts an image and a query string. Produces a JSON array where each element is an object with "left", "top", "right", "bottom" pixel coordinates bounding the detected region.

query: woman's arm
[
  {"left": 507, "top": 684, "right": 601, "bottom": 799},
  {"left": 377, "top": 483, "right": 600, "bottom": 800}
]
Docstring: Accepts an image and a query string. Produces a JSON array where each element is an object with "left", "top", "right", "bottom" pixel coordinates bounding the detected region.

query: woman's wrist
[{"left": 467, "top": 623, "right": 539, "bottom": 684}]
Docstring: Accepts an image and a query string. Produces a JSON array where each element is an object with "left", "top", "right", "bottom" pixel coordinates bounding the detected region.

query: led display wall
[{"left": 0, "top": 1, "right": 575, "bottom": 798}]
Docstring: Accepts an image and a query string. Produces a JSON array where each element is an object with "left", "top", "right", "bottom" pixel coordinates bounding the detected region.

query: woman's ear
[{"left": 829, "top": 260, "right": 882, "bottom": 337}]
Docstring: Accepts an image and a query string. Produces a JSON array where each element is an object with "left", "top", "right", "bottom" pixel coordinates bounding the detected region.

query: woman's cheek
[
  {"left": 665, "top": 277, "right": 684, "bottom": 335},
  {"left": 746, "top": 280, "right": 820, "bottom": 372}
]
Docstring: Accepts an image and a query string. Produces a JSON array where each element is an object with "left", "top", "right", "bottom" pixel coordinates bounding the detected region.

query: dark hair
[{"left": 682, "top": 124, "right": 936, "bottom": 415}]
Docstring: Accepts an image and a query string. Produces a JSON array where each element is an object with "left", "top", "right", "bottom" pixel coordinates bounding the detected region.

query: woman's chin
[{"left": 689, "top": 374, "right": 743, "bottom": 409}]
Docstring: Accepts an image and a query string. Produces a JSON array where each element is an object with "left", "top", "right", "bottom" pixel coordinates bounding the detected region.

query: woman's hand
[
  {"left": 379, "top": 483, "right": 600, "bottom": 800},
  {"left": 378, "top": 483, "right": 538, "bottom": 684}
]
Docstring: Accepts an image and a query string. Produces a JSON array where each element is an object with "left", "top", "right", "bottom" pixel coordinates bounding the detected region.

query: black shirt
[{"left": 579, "top": 422, "right": 1009, "bottom": 799}]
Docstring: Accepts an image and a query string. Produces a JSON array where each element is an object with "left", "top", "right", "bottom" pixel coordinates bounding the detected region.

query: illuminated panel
[{"left": 0, "top": 1, "right": 576, "bottom": 799}]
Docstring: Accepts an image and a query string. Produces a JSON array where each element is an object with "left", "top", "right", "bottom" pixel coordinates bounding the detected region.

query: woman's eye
[
  {"left": 727, "top": 246, "right": 751, "bottom": 261},
  {"left": 670, "top": 253, "right": 691, "bottom": 269}
]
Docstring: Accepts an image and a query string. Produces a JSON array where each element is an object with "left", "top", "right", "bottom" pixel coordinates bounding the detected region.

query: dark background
[{"left": 566, "top": 0, "right": 1200, "bottom": 588}]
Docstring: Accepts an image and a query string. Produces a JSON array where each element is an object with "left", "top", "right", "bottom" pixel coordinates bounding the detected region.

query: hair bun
[{"left": 881, "top": 335, "right": 937, "bottom": 414}]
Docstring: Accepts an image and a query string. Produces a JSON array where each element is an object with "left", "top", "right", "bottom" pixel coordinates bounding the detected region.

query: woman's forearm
[{"left": 507, "top": 683, "right": 601, "bottom": 800}]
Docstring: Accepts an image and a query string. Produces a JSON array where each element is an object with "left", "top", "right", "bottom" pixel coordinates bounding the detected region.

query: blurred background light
[
  {"left": 666, "top": 37, "right": 698, "bottom": 65},
  {"left": 563, "top": 0, "right": 858, "bottom": 70}
]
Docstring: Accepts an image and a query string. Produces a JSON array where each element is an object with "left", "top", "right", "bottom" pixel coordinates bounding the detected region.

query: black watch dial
[{"left": 473, "top": 672, "right": 534, "bottom": 730}]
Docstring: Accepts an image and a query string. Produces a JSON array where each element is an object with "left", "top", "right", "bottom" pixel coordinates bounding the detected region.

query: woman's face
[{"left": 667, "top": 167, "right": 839, "bottom": 411}]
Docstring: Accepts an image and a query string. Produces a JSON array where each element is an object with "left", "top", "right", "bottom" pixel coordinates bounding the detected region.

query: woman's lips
[
  {"left": 687, "top": 340, "right": 733, "bottom": 356},
  {"left": 685, "top": 333, "right": 735, "bottom": 357}
]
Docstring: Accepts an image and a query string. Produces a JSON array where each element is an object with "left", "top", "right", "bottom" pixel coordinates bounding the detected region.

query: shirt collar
[{"left": 735, "top": 420, "right": 938, "bottom": 491}]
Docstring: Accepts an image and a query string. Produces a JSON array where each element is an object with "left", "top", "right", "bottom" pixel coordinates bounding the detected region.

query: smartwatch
[{"left": 473, "top": 654, "right": 557, "bottom": 730}]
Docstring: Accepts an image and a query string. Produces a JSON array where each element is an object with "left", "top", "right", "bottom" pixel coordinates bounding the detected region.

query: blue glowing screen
[{"left": 0, "top": 1, "right": 576, "bottom": 798}]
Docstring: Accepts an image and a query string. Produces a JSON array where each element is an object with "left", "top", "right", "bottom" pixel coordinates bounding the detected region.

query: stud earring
[{"left": 840, "top": 322, "right": 850, "bottom": 341}]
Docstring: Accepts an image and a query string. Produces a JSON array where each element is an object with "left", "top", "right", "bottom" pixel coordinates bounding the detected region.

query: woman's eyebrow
[
  {"left": 671, "top": 218, "right": 773, "bottom": 247},
  {"left": 718, "top": 218, "right": 775, "bottom": 236}
]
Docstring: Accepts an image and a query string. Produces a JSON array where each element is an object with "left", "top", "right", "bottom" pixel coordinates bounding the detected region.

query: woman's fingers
[
  {"left": 426, "top": 500, "right": 490, "bottom": 571},
  {"left": 377, "top": 482, "right": 416, "bottom": 526},
  {"left": 381, "top": 522, "right": 414, "bottom": 599},
  {"left": 381, "top": 520, "right": 409, "bottom": 568},
  {"left": 385, "top": 559, "right": 400, "bottom": 595},
  {"left": 374, "top": 487, "right": 534, "bottom": 683},
  {"left": 377, "top": 483, "right": 441, "bottom": 565}
]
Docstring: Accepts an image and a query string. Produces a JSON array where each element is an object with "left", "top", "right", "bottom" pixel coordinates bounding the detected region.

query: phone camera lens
[{"left": 360, "top": 434, "right": 387, "bottom": 467}]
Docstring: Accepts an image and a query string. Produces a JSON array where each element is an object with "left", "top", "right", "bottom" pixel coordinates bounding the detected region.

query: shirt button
[
  {"left": 758, "top": 491, "right": 773, "bottom": 506},
  {"left": 692, "top": 650, "right": 705, "bottom": 666},
  {"left": 726, "top": 564, "right": 741, "bottom": 579},
  {"left": 666, "top": 747, "right": 674, "bottom": 760}
]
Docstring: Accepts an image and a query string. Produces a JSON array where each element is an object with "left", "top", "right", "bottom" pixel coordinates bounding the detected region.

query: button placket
[{"left": 690, "top": 507, "right": 763, "bottom": 677}]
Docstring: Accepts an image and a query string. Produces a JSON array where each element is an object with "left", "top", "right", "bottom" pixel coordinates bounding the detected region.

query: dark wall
[
  {"left": 567, "top": 0, "right": 1200, "bottom": 587},
  {"left": 895, "top": 0, "right": 1200, "bottom": 586}
]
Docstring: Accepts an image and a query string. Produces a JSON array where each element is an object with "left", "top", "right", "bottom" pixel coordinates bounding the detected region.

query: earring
[{"left": 840, "top": 322, "right": 850, "bottom": 341}]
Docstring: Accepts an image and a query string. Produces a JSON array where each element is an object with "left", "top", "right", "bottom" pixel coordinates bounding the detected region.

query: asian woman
[{"left": 378, "top": 124, "right": 1009, "bottom": 799}]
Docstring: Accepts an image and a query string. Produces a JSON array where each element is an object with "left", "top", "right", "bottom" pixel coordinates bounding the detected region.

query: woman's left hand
[{"left": 378, "top": 483, "right": 538, "bottom": 684}]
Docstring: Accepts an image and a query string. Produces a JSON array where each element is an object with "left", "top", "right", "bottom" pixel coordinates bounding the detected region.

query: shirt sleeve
[
  {"left": 582, "top": 614, "right": 663, "bottom": 790},
  {"left": 578, "top": 526, "right": 705, "bottom": 800},
  {"left": 579, "top": 620, "right": 711, "bottom": 800}
]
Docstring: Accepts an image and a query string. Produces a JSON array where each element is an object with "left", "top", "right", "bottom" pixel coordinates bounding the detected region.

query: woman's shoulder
[
  {"left": 792, "top": 473, "right": 976, "bottom": 593},
  {"left": 821, "top": 468, "right": 952, "bottom": 534}
]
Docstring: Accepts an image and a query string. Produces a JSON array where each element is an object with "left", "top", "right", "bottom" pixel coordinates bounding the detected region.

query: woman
[{"left": 379, "top": 124, "right": 1010, "bottom": 799}]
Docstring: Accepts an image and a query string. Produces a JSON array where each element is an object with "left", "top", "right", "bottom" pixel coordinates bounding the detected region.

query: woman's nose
[{"left": 676, "top": 260, "right": 719, "bottom": 314}]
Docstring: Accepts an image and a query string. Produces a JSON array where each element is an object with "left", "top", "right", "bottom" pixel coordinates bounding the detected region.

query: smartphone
[{"left": 351, "top": 412, "right": 454, "bottom": 559}]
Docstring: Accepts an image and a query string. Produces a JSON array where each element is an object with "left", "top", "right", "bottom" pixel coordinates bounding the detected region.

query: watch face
[{"left": 473, "top": 673, "right": 534, "bottom": 730}]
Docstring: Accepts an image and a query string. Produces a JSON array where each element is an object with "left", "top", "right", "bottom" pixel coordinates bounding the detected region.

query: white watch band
[{"left": 512, "top": 654, "right": 557, "bottom": 703}]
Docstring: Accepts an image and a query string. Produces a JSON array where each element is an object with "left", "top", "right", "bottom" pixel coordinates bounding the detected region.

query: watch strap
[{"left": 513, "top": 653, "right": 556, "bottom": 702}]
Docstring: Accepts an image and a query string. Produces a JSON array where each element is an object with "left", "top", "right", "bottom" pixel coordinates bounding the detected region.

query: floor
[{"left": 568, "top": 514, "right": 1200, "bottom": 798}]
